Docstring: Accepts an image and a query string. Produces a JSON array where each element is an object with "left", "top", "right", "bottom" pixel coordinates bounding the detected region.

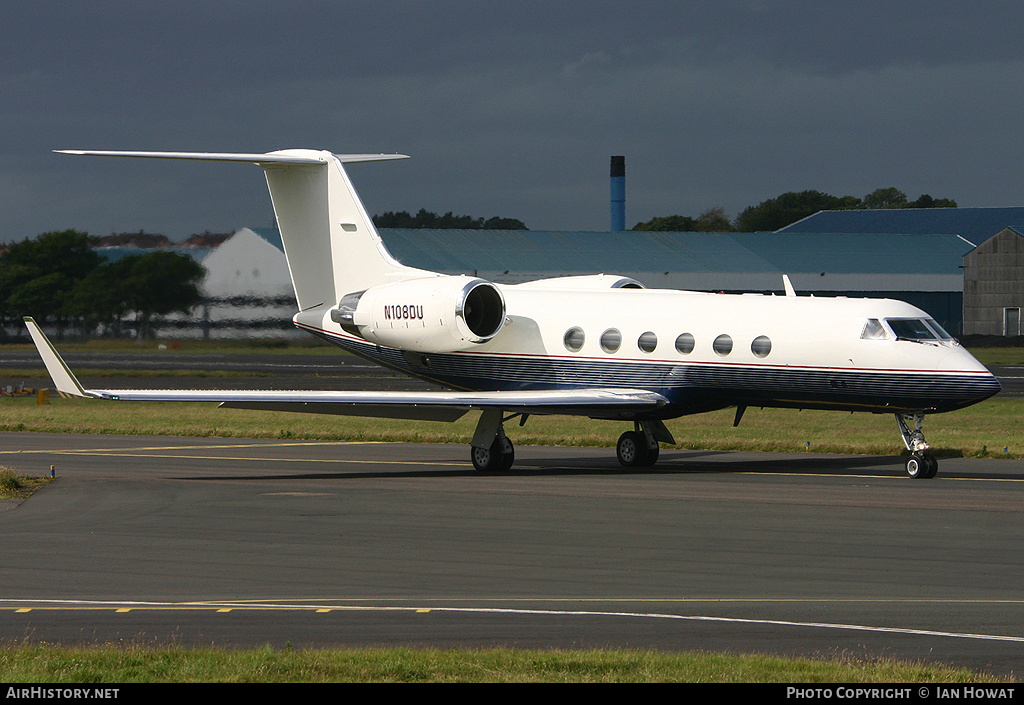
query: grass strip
[
  {"left": 0, "top": 466, "right": 53, "bottom": 500},
  {"left": 0, "top": 368, "right": 275, "bottom": 379},
  {"left": 0, "top": 644, "right": 1011, "bottom": 683},
  {"left": 0, "top": 339, "right": 349, "bottom": 356},
  {"left": 0, "top": 396, "right": 1020, "bottom": 459}
]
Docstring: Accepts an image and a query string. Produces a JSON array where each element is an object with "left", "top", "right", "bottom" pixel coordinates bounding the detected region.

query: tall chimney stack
[{"left": 610, "top": 155, "right": 625, "bottom": 231}]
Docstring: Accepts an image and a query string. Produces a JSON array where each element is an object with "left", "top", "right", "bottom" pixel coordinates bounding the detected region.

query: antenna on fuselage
[{"left": 782, "top": 274, "right": 797, "bottom": 297}]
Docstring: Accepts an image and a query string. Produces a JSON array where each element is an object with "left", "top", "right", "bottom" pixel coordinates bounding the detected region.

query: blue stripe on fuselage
[{"left": 300, "top": 325, "right": 1000, "bottom": 416}]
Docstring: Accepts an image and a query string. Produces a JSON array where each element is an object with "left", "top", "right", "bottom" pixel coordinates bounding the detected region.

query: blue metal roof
[
  {"left": 250, "top": 227, "right": 284, "bottom": 252},
  {"left": 778, "top": 207, "right": 1024, "bottom": 245},
  {"left": 378, "top": 229, "right": 970, "bottom": 276}
]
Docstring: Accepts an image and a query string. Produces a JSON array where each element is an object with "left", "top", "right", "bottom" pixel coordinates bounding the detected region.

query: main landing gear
[
  {"left": 616, "top": 420, "right": 676, "bottom": 468},
  {"left": 469, "top": 408, "right": 516, "bottom": 472},
  {"left": 469, "top": 412, "right": 677, "bottom": 472},
  {"left": 471, "top": 433, "right": 515, "bottom": 472},
  {"left": 896, "top": 411, "right": 938, "bottom": 479}
]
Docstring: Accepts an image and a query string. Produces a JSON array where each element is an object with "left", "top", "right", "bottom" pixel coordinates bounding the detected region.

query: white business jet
[{"left": 26, "top": 149, "right": 1001, "bottom": 479}]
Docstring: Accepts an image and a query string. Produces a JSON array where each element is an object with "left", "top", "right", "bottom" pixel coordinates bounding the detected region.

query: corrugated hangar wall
[
  {"left": 379, "top": 229, "right": 970, "bottom": 333},
  {"left": 963, "top": 228, "right": 1024, "bottom": 336}
]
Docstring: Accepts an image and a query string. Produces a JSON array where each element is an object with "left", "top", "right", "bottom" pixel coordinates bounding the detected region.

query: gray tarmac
[{"left": 1, "top": 432, "right": 1023, "bottom": 677}]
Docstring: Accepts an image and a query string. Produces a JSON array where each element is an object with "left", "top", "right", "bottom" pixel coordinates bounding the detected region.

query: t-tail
[{"left": 56, "top": 149, "right": 432, "bottom": 313}]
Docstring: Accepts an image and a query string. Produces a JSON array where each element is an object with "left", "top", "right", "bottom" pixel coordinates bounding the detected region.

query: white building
[{"left": 180, "top": 227, "right": 298, "bottom": 338}]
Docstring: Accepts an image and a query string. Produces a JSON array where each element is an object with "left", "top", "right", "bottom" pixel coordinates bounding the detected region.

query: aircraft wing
[{"left": 23, "top": 318, "right": 667, "bottom": 421}]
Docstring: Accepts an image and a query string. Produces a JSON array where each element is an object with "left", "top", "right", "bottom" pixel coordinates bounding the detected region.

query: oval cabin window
[
  {"left": 600, "top": 328, "right": 622, "bottom": 353},
  {"left": 713, "top": 334, "right": 733, "bottom": 356},
  {"left": 751, "top": 335, "right": 772, "bottom": 358},
  {"left": 675, "top": 333, "right": 695, "bottom": 354},
  {"left": 638, "top": 331, "right": 657, "bottom": 353},
  {"left": 563, "top": 327, "right": 585, "bottom": 352}
]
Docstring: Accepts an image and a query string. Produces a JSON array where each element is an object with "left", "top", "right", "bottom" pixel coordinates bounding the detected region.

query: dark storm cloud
[{"left": 3, "top": 1, "right": 1024, "bottom": 240}]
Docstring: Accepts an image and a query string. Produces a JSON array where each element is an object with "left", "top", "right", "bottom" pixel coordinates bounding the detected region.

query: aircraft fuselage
[{"left": 295, "top": 285, "right": 1000, "bottom": 419}]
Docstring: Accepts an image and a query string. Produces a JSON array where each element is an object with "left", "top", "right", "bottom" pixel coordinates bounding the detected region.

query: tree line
[
  {"left": 633, "top": 187, "right": 958, "bottom": 232},
  {"left": 373, "top": 209, "right": 527, "bottom": 230},
  {"left": 0, "top": 230, "right": 205, "bottom": 340}
]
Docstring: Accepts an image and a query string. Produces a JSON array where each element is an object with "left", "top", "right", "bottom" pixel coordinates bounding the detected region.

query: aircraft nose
[
  {"left": 972, "top": 370, "right": 1002, "bottom": 400},
  {"left": 944, "top": 348, "right": 1001, "bottom": 398}
]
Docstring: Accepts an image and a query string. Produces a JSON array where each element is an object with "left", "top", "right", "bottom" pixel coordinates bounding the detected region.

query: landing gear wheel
[
  {"left": 922, "top": 454, "right": 938, "bottom": 479},
  {"left": 617, "top": 431, "right": 657, "bottom": 467},
  {"left": 906, "top": 453, "right": 938, "bottom": 479},
  {"left": 616, "top": 431, "right": 643, "bottom": 467},
  {"left": 471, "top": 436, "right": 514, "bottom": 472},
  {"left": 905, "top": 454, "right": 924, "bottom": 479}
]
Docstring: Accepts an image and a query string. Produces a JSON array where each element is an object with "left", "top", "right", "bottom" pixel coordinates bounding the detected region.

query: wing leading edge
[{"left": 23, "top": 318, "right": 667, "bottom": 421}]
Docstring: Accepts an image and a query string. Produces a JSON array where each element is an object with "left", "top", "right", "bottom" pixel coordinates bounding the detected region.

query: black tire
[
  {"left": 617, "top": 431, "right": 643, "bottom": 467},
  {"left": 471, "top": 437, "right": 514, "bottom": 472},
  {"left": 498, "top": 437, "right": 515, "bottom": 472},
  {"left": 909, "top": 450, "right": 933, "bottom": 479},
  {"left": 922, "top": 454, "right": 938, "bottom": 479},
  {"left": 617, "top": 431, "right": 657, "bottom": 467}
]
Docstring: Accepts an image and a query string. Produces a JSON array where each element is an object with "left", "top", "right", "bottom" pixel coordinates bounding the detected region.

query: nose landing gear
[{"left": 896, "top": 412, "right": 938, "bottom": 479}]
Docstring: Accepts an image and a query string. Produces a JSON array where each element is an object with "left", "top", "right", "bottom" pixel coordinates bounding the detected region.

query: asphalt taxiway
[{"left": 1, "top": 432, "right": 1022, "bottom": 677}]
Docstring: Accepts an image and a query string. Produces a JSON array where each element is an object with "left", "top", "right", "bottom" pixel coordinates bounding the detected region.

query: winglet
[{"left": 22, "top": 317, "right": 94, "bottom": 398}]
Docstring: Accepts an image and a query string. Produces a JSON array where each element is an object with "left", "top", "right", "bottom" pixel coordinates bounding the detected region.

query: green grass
[
  {"left": 0, "top": 644, "right": 1011, "bottom": 683},
  {"left": 0, "top": 337, "right": 346, "bottom": 356},
  {"left": 0, "top": 395, "right": 1020, "bottom": 458},
  {"left": 0, "top": 466, "right": 52, "bottom": 500},
  {"left": 0, "top": 368, "right": 275, "bottom": 380},
  {"left": 969, "top": 347, "right": 1024, "bottom": 365}
]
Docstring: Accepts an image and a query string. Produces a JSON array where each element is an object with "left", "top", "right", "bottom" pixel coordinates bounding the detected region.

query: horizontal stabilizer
[
  {"left": 55, "top": 150, "right": 409, "bottom": 166},
  {"left": 56, "top": 147, "right": 421, "bottom": 311}
]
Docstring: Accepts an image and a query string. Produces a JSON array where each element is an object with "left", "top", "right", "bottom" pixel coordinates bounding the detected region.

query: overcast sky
[{"left": 3, "top": 1, "right": 1024, "bottom": 241}]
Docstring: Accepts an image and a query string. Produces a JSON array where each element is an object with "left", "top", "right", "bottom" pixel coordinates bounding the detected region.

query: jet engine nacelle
[
  {"left": 331, "top": 276, "right": 506, "bottom": 352},
  {"left": 515, "top": 274, "right": 645, "bottom": 290}
]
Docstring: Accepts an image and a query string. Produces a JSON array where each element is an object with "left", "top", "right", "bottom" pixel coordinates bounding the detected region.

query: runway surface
[{"left": 1, "top": 432, "right": 1022, "bottom": 677}]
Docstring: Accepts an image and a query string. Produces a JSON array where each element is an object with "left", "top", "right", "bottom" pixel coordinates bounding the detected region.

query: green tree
[
  {"left": 118, "top": 251, "right": 205, "bottom": 339},
  {"left": 65, "top": 259, "right": 134, "bottom": 336},
  {"left": 862, "top": 187, "right": 908, "bottom": 209},
  {"left": 373, "top": 209, "right": 527, "bottom": 230},
  {"left": 694, "top": 207, "right": 733, "bottom": 232},
  {"left": 632, "top": 215, "right": 698, "bottom": 231},
  {"left": 482, "top": 216, "right": 529, "bottom": 229},
  {"left": 0, "top": 230, "right": 101, "bottom": 335},
  {"left": 61, "top": 250, "right": 206, "bottom": 339},
  {"left": 907, "top": 194, "right": 957, "bottom": 208},
  {"left": 734, "top": 191, "right": 860, "bottom": 232}
]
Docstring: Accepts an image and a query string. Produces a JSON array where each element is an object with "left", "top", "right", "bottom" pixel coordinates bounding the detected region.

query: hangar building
[
  {"left": 778, "top": 206, "right": 1024, "bottom": 337},
  {"left": 166, "top": 209, "right": 1024, "bottom": 338},
  {"left": 379, "top": 229, "right": 970, "bottom": 334},
  {"left": 963, "top": 227, "right": 1024, "bottom": 336}
]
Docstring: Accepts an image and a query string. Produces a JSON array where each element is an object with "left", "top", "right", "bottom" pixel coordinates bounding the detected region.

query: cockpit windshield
[
  {"left": 924, "top": 318, "right": 953, "bottom": 339},
  {"left": 885, "top": 318, "right": 954, "bottom": 341}
]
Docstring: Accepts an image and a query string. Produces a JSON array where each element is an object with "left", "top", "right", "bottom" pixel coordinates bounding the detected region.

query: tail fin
[{"left": 56, "top": 149, "right": 431, "bottom": 311}]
